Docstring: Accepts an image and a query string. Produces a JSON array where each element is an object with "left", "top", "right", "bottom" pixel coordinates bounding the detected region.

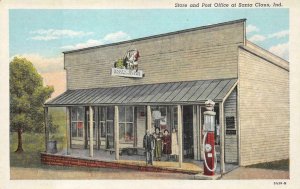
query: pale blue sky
[
  {"left": 10, "top": 9, "right": 289, "bottom": 58},
  {"left": 9, "top": 9, "right": 289, "bottom": 97}
]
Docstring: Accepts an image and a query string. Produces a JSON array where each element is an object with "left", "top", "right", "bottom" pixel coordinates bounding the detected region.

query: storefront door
[{"left": 183, "top": 105, "right": 194, "bottom": 159}]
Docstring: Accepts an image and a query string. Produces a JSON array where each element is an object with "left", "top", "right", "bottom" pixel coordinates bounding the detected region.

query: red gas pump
[{"left": 203, "top": 100, "right": 217, "bottom": 176}]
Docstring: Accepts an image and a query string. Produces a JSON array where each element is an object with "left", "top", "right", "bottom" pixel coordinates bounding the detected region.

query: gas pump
[{"left": 203, "top": 100, "right": 217, "bottom": 176}]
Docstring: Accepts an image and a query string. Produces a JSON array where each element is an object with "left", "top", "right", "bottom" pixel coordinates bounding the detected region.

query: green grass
[
  {"left": 10, "top": 132, "right": 44, "bottom": 168},
  {"left": 10, "top": 107, "right": 67, "bottom": 168},
  {"left": 9, "top": 132, "right": 121, "bottom": 172},
  {"left": 246, "top": 159, "right": 289, "bottom": 171},
  {"left": 10, "top": 108, "right": 117, "bottom": 172}
]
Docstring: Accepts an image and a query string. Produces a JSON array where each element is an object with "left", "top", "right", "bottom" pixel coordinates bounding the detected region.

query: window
[
  {"left": 119, "top": 106, "right": 134, "bottom": 142},
  {"left": 71, "top": 107, "right": 84, "bottom": 139},
  {"left": 151, "top": 106, "right": 168, "bottom": 131},
  {"left": 225, "top": 116, "right": 236, "bottom": 135}
]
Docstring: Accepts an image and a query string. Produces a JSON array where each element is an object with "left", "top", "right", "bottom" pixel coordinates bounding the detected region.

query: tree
[{"left": 10, "top": 57, "right": 54, "bottom": 153}]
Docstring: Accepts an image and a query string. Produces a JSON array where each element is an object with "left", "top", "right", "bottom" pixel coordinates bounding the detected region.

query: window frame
[
  {"left": 119, "top": 106, "right": 135, "bottom": 143},
  {"left": 70, "top": 107, "right": 85, "bottom": 141}
]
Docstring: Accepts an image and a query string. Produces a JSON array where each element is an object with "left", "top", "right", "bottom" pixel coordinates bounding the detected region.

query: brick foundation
[{"left": 41, "top": 153, "right": 200, "bottom": 174}]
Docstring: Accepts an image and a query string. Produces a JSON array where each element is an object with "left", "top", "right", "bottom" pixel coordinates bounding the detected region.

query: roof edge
[
  {"left": 239, "top": 45, "right": 289, "bottom": 72},
  {"left": 45, "top": 78, "right": 238, "bottom": 105},
  {"left": 63, "top": 19, "right": 246, "bottom": 54},
  {"left": 246, "top": 40, "right": 289, "bottom": 64},
  {"left": 61, "top": 77, "right": 238, "bottom": 91}
]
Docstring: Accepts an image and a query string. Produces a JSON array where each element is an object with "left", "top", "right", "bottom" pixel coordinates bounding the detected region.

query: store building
[{"left": 42, "top": 19, "right": 289, "bottom": 173}]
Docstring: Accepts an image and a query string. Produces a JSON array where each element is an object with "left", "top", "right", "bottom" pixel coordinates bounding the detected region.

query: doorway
[{"left": 183, "top": 105, "right": 194, "bottom": 159}]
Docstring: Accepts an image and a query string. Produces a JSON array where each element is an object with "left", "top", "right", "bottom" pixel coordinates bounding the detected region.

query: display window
[
  {"left": 70, "top": 107, "right": 85, "bottom": 140},
  {"left": 119, "top": 106, "right": 134, "bottom": 143},
  {"left": 151, "top": 106, "right": 169, "bottom": 132}
]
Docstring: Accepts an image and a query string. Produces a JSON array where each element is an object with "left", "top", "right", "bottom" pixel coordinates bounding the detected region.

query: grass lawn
[
  {"left": 246, "top": 159, "right": 289, "bottom": 171},
  {"left": 10, "top": 107, "right": 67, "bottom": 168},
  {"left": 9, "top": 131, "right": 132, "bottom": 173},
  {"left": 10, "top": 132, "right": 44, "bottom": 168}
]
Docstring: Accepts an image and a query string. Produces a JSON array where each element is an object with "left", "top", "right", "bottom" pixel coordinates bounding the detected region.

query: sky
[{"left": 9, "top": 9, "right": 289, "bottom": 98}]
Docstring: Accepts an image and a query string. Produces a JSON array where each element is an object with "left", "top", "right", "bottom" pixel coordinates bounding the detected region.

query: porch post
[
  {"left": 66, "top": 107, "right": 71, "bottom": 155},
  {"left": 114, "top": 106, "right": 119, "bottom": 160},
  {"left": 89, "top": 106, "right": 94, "bottom": 157},
  {"left": 177, "top": 105, "right": 183, "bottom": 168},
  {"left": 44, "top": 107, "right": 49, "bottom": 153},
  {"left": 220, "top": 102, "right": 225, "bottom": 173},
  {"left": 199, "top": 106, "right": 203, "bottom": 160},
  {"left": 193, "top": 105, "right": 198, "bottom": 160},
  {"left": 146, "top": 105, "right": 152, "bottom": 132}
]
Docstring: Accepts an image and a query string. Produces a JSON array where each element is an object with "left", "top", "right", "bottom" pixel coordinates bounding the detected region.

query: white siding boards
[
  {"left": 238, "top": 41, "right": 289, "bottom": 166},
  {"left": 224, "top": 89, "right": 238, "bottom": 163}
]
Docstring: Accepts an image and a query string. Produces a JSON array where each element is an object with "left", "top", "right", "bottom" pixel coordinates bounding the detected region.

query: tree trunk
[{"left": 15, "top": 128, "right": 24, "bottom": 153}]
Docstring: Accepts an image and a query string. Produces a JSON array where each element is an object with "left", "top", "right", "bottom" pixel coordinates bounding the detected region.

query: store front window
[
  {"left": 70, "top": 107, "right": 85, "bottom": 147},
  {"left": 119, "top": 106, "right": 134, "bottom": 143}
]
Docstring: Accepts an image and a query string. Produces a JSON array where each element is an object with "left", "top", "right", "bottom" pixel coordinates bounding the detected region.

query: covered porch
[{"left": 43, "top": 78, "right": 238, "bottom": 175}]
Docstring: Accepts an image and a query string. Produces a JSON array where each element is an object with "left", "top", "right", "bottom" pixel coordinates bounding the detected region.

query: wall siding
[
  {"left": 238, "top": 48, "right": 289, "bottom": 166},
  {"left": 64, "top": 22, "right": 244, "bottom": 89},
  {"left": 136, "top": 106, "right": 146, "bottom": 148},
  {"left": 224, "top": 88, "right": 238, "bottom": 163}
]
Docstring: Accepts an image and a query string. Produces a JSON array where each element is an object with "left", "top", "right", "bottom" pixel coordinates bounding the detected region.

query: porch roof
[{"left": 45, "top": 78, "right": 237, "bottom": 106}]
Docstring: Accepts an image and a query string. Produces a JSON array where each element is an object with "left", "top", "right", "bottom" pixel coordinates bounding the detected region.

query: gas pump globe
[{"left": 203, "top": 100, "right": 217, "bottom": 176}]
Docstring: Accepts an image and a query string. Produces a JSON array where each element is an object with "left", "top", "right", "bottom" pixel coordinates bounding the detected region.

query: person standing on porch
[
  {"left": 171, "top": 128, "right": 179, "bottom": 160},
  {"left": 153, "top": 127, "right": 163, "bottom": 161},
  {"left": 143, "top": 130, "right": 155, "bottom": 165},
  {"left": 162, "top": 129, "right": 171, "bottom": 160}
]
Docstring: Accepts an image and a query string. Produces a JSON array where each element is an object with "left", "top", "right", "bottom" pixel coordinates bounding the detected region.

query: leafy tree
[
  {"left": 48, "top": 114, "right": 59, "bottom": 135},
  {"left": 10, "top": 57, "right": 54, "bottom": 153}
]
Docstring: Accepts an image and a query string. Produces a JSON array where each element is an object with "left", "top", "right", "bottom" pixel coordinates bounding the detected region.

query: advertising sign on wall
[{"left": 111, "top": 49, "right": 144, "bottom": 78}]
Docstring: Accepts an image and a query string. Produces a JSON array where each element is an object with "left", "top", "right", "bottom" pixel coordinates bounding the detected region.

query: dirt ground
[
  {"left": 221, "top": 167, "right": 289, "bottom": 179},
  {"left": 10, "top": 166, "right": 289, "bottom": 180},
  {"left": 10, "top": 167, "right": 194, "bottom": 180}
]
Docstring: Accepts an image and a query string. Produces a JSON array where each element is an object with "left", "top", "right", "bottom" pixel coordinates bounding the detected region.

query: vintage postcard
[{"left": 1, "top": 0, "right": 299, "bottom": 188}]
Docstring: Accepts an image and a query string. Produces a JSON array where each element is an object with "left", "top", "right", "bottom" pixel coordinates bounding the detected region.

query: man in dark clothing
[{"left": 143, "top": 130, "right": 155, "bottom": 165}]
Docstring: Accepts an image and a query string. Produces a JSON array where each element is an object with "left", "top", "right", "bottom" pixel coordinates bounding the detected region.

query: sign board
[
  {"left": 226, "top": 130, "right": 236, "bottom": 135},
  {"left": 111, "top": 68, "right": 144, "bottom": 78}
]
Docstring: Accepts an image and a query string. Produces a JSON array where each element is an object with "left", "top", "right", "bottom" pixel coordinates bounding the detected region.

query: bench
[{"left": 105, "top": 147, "right": 145, "bottom": 156}]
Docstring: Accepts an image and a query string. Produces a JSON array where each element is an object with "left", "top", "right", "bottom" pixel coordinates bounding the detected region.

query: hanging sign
[
  {"left": 152, "top": 110, "right": 162, "bottom": 120},
  {"left": 111, "top": 49, "right": 144, "bottom": 78}
]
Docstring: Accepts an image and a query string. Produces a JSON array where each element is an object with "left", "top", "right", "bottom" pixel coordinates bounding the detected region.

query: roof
[
  {"left": 63, "top": 19, "right": 246, "bottom": 54},
  {"left": 45, "top": 78, "right": 237, "bottom": 106},
  {"left": 240, "top": 41, "right": 289, "bottom": 71}
]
